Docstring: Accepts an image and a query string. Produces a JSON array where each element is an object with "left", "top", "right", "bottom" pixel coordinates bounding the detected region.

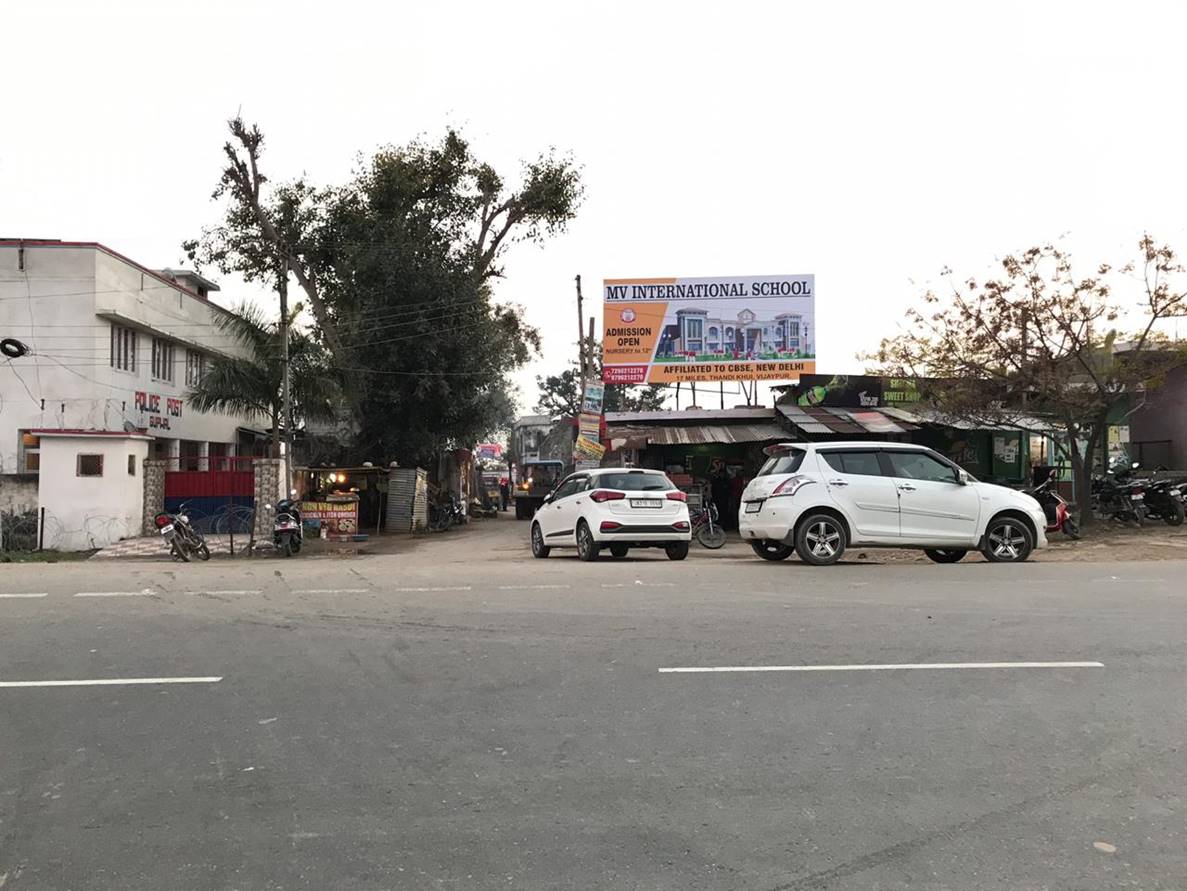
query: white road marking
[
  {"left": 0, "top": 593, "right": 48, "bottom": 599},
  {"left": 601, "top": 582, "right": 676, "bottom": 588},
  {"left": 658, "top": 661, "right": 1105, "bottom": 674},
  {"left": 392, "top": 586, "right": 472, "bottom": 592},
  {"left": 293, "top": 588, "right": 368, "bottom": 594},
  {"left": 497, "top": 584, "right": 571, "bottom": 590},
  {"left": 188, "top": 589, "right": 262, "bottom": 596},
  {"left": 0, "top": 676, "right": 223, "bottom": 688},
  {"left": 74, "top": 589, "right": 156, "bottom": 597}
]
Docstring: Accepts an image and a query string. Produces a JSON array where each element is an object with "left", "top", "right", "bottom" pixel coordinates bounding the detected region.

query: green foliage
[
  {"left": 186, "top": 304, "right": 339, "bottom": 455},
  {"left": 869, "top": 236, "right": 1187, "bottom": 522},
  {"left": 535, "top": 342, "right": 667, "bottom": 417},
  {"left": 188, "top": 121, "right": 583, "bottom": 465}
]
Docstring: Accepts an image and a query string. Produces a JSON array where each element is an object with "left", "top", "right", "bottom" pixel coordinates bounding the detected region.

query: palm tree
[{"left": 188, "top": 304, "right": 340, "bottom": 458}]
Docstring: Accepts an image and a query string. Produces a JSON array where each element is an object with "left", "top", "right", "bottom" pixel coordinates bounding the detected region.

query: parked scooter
[
  {"left": 1025, "top": 472, "right": 1080, "bottom": 539},
  {"left": 270, "top": 497, "right": 303, "bottom": 556}
]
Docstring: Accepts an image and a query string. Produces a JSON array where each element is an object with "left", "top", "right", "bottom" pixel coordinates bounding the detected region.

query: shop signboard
[
  {"left": 475, "top": 442, "right": 503, "bottom": 461},
  {"left": 578, "top": 412, "right": 601, "bottom": 442},
  {"left": 300, "top": 493, "right": 360, "bottom": 537},
  {"left": 602, "top": 275, "right": 815, "bottom": 384},
  {"left": 581, "top": 380, "right": 605, "bottom": 414},
  {"left": 795, "top": 374, "right": 882, "bottom": 407},
  {"left": 574, "top": 436, "right": 606, "bottom": 462}
]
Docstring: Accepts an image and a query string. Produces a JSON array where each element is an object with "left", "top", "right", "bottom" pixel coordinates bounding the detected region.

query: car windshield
[
  {"left": 757, "top": 448, "right": 806, "bottom": 476},
  {"left": 596, "top": 472, "right": 673, "bottom": 491}
]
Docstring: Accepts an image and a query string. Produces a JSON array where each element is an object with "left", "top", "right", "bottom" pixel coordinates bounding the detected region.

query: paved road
[{"left": 2, "top": 519, "right": 1185, "bottom": 889}]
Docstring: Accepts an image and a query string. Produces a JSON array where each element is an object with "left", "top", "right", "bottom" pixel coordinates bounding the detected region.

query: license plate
[
  {"left": 744, "top": 501, "right": 763, "bottom": 513},
  {"left": 630, "top": 499, "right": 662, "bottom": 509},
  {"left": 159, "top": 524, "right": 174, "bottom": 535},
  {"left": 1131, "top": 493, "right": 1144, "bottom": 500}
]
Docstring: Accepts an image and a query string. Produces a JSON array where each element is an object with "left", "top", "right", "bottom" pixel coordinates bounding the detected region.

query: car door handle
[
  {"left": 898, "top": 483, "right": 916, "bottom": 492},
  {"left": 827, "top": 478, "right": 849, "bottom": 487}
]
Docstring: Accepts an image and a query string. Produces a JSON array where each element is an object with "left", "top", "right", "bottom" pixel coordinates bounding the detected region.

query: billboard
[{"left": 602, "top": 275, "right": 815, "bottom": 384}]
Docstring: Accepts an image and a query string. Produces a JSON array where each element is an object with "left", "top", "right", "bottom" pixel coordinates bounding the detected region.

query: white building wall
[
  {"left": 0, "top": 242, "right": 263, "bottom": 472},
  {"left": 37, "top": 434, "right": 150, "bottom": 551}
]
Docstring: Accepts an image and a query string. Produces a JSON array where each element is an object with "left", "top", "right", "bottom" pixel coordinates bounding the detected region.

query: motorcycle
[
  {"left": 270, "top": 498, "right": 303, "bottom": 556},
  {"left": 429, "top": 492, "right": 467, "bottom": 532},
  {"left": 1113, "top": 463, "right": 1186, "bottom": 527},
  {"left": 153, "top": 502, "right": 211, "bottom": 562},
  {"left": 1024, "top": 473, "right": 1080, "bottom": 539},
  {"left": 691, "top": 501, "right": 727, "bottom": 549},
  {"left": 1091, "top": 460, "right": 1147, "bottom": 526}
]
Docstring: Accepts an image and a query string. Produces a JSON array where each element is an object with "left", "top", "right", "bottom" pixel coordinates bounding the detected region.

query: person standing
[{"left": 499, "top": 479, "right": 510, "bottom": 512}]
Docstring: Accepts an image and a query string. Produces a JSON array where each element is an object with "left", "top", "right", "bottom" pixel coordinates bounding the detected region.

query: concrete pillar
[
  {"left": 142, "top": 459, "right": 167, "bottom": 535},
  {"left": 252, "top": 458, "right": 282, "bottom": 540}
]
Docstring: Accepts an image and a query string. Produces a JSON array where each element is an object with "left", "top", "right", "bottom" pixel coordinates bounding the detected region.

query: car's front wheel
[
  {"left": 576, "top": 520, "right": 600, "bottom": 562},
  {"left": 665, "top": 541, "right": 689, "bottom": 561},
  {"left": 982, "top": 517, "right": 1034, "bottom": 563},
  {"left": 750, "top": 540, "right": 794, "bottom": 561},
  {"left": 924, "top": 548, "right": 966, "bottom": 564},
  {"left": 530, "top": 523, "right": 550, "bottom": 558},
  {"left": 795, "top": 514, "right": 847, "bottom": 566}
]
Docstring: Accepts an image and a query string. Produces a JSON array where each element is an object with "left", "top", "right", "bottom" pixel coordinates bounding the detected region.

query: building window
[
  {"left": 152, "top": 338, "right": 175, "bottom": 382},
  {"left": 128, "top": 454, "right": 136, "bottom": 476},
  {"left": 77, "top": 454, "right": 104, "bottom": 477},
  {"left": 185, "top": 349, "right": 206, "bottom": 387},
  {"left": 110, "top": 325, "right": 136, "bottom": 372}
]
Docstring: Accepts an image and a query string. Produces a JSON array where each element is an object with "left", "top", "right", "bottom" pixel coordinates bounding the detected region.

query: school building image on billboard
[{"left": 658, "top": 306, "right": 808, "bottom": 360}]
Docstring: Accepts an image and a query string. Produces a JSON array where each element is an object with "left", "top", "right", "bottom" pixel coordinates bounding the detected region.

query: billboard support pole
[{"left": 574, "top": 275, "right": 586, "bottom": 383}]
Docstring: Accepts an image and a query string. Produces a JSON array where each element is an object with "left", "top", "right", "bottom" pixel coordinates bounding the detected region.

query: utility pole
[
  {"left": 279, "top": 259, "right": 293, "bottom": 495},
  {"left": 575, "top": 275, "right": 586, "bottom": 383},
  {"left": 587, "top": 316, "right": 596, "bottom": 383}
]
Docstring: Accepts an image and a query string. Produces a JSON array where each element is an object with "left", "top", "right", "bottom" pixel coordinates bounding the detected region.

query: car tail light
[
  {"left": 600, "top": 520, "right": 622, "bottom": 532},
  {"left": 771, "top": 475, "right": 814, "bottom": 497},
  {"left": 153, "top": 513, "right": 172, "bottom": 528},
  {"left": 665, "top": 491, "right": 687, "bottom": 502},
  {"left": 590, "top": 490, "right": 626, "bottom": 503},
  {"left": 672, "top": 520, "right": 690, "bottom": 530}
]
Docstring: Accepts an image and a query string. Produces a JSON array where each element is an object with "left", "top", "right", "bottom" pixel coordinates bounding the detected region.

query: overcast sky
[{"left": 4, "top": 0, "right": 1186, "bottom": 410}]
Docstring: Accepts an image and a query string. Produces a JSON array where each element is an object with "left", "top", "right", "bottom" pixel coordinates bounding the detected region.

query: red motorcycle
[{"left": 1025, "top": 474, "right": 1080, "bottom": 539}]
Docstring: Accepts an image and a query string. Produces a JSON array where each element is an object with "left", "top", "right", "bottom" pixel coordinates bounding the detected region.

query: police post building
[{"left": 0, "top": 239, "right": 264, "bottom": 549}]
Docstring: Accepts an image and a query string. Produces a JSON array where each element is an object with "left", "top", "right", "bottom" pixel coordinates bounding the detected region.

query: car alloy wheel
[
  {"left": 805, "top": 521, "right": 841, "bottom": 559},
  {"left": 531, "top": 523, "right": 550, "bottom": 558},
  {"left": 576, "top": 521, "right": 600, "bottom": 562},
  {"left": 984, "top": 519, "right": 1032, "bottom": 563},
  {"left": 795, "top": 513, "right": 847, "bottom": 566}
]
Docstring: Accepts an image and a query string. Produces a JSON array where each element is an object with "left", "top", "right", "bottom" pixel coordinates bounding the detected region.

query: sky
[{"left": 4, "top": 0, "right": 1186, "bottom": 411}]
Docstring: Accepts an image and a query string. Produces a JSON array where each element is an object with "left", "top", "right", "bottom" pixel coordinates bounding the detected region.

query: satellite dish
[{"left": 123, "top": 420, "right": 140, "bottom": 434}]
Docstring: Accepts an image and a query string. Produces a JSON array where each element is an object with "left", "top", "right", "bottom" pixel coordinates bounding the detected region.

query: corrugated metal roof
[
  {"left": 604, "top": 408, "right": 777, "bottom": 424},
  {"left": 776, "top": 403, "right": 919, "bottom": 435},
  {"left": 605, "top": 423, "right": 789, "bottom": 445}
]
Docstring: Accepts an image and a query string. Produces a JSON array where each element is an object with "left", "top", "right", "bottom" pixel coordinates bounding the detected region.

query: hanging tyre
[
  {"left": 924, "top": 548, "right": 967, "bottom": 563},
  {"left": 749, "top": 540, "right": 794, "bottom": 561}
]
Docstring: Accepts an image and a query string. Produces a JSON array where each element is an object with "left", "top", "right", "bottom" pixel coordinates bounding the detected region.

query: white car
[
  {"left": 530, "top": 468, "right": 692, "bottom": 561},
  {"left": 739, "top": 441, "right": 1048, "bottom": 565}
]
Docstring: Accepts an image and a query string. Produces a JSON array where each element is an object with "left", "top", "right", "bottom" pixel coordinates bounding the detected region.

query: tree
[
  {"left": 535, "top": 341, "right": 668, "bottom": 417},
  {"left": 187, "top": 304, "right": 340, "bottom": 458},
  {"left": 869, "top": 236, "right": 1187, "bottom": 525},
  {"left": 188, "top": 119, "right": 583, "bottom": 464}
]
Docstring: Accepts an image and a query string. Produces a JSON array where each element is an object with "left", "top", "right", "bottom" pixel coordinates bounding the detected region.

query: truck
[{"left": 512, "top": 458, "right": 566, "bottom": 519}]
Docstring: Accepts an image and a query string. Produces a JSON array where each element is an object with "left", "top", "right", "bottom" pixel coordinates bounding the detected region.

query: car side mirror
[{"left": 957, "top": 470, "right": 970, "bottom": 486}]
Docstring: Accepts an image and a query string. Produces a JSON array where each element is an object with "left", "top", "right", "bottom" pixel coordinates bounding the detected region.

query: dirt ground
[{"left": 346, "top": 510, "right": 1187, "bottom": 566}]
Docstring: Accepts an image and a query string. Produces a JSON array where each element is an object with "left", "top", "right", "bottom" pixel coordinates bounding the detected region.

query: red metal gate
[{"left": 163, "top": 456, "right": 255, "bottom": 533}]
